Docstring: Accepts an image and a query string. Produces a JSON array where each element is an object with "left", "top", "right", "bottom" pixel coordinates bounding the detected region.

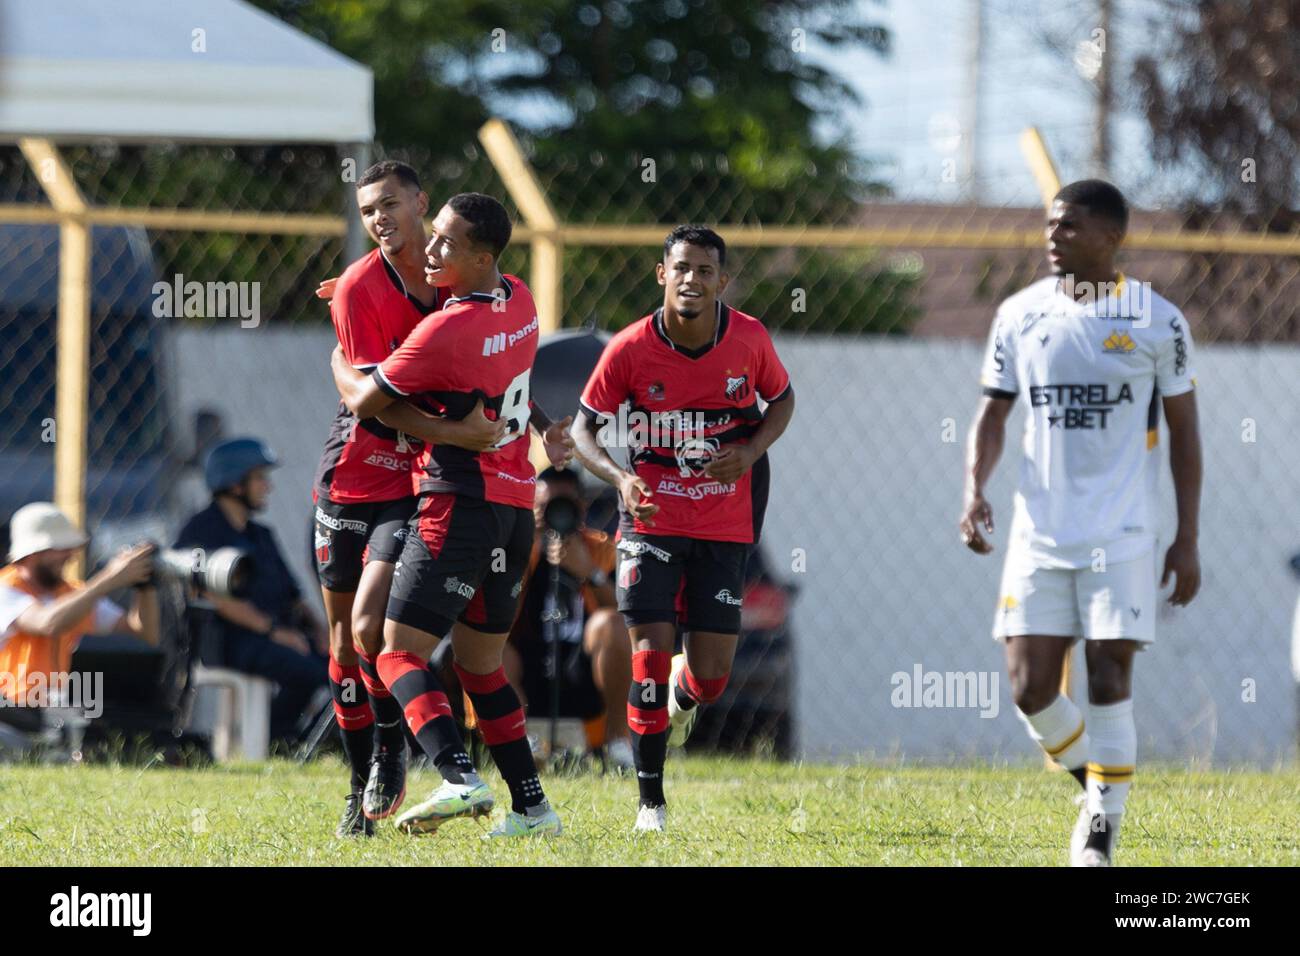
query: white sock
[
  {"left": 1017, "top": 694, "right": 1089, "bottom": 771},
  {"left": 1086, "top": 699, "right": 1135, "bottom": 818}
]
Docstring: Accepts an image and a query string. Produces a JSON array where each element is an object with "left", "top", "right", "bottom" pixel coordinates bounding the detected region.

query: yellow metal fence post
[{"left": 19, "top": 139, "right": 91, "bottom": 579}]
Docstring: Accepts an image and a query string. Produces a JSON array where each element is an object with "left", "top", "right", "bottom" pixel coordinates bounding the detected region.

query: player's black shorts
[
  {"left": 615, "top": 532, "right": 749, "bottom": 635},
  {"left": 386, "top": 492, "right": 533, "bottom": 637},
  {"left": 313, "top": 496, "right": 418, "bottom": 592}
]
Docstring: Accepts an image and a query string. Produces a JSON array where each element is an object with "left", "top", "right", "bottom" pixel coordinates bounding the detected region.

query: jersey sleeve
[
  {"left": 753, "top": 327, "right": 792, "bottom": 402},
  {"left": 92, "top": 597, "right": 126, "bottom": 634},
  {"left": 1156, "top": 309, "right": 1196, "bottom": 397},
  {"left": 374, "top": 307, "right": 456, "bottom": 398},
  {"left": 979, "top": 308, "right": 1018, "bottom": 397},
  {"left": 579, "top": 337, "right": 630, "bottom": 418},
  {"left": 331, "top": 278, "right": 386, "bottom": 369}
]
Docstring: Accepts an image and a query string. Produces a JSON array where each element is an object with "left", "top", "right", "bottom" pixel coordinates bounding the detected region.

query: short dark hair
[
  {"left": 663, "top": 224, "right": 726, "bottom": 266},
  {"left": 446, "top": 192, "right": 513, "bottom": 257},
  {"left": 537, "top": 465, "right": 580, "bottom": 489},
  {"left": 1054, "top": 179, "right": 1128, "bottom": 232},
  {"left": 358, "top": 160, "right": 421, "bottom": 192}
]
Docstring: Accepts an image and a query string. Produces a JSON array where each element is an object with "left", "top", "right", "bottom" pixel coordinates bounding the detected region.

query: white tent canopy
[{"left": 0, "top": 0, "right": 373, "bottom": 143}]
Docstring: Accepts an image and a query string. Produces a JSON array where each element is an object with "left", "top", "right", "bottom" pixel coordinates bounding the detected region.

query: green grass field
[{"left": 1, "top": 757, "right": 1297, "bottom": 866}]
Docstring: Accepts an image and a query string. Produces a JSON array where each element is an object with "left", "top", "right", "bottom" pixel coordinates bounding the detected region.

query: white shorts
[{"left": 992, "top": 549, "right": 1158, "bottom": 643}]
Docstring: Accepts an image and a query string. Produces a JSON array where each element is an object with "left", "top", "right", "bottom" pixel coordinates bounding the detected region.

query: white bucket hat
[{"left": 6, "top": 502, "right": 88, "bottom": 562}]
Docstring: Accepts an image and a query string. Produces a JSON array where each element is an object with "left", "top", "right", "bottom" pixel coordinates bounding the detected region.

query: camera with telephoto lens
[
  {"left": 151, "top": 545, "right": 253, "bottom": 598},
  {"left": 541, "top": 496, "right": 580, "bottom": 536}
]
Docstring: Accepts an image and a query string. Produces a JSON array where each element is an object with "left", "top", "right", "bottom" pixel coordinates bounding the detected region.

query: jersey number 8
[{"left": 493, "top": 369, "right": 531, "bottom": 449}]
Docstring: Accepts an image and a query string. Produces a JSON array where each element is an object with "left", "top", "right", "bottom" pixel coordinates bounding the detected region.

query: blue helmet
[{"left": 204, "top": 437, "right": 278, "bottom": 493}]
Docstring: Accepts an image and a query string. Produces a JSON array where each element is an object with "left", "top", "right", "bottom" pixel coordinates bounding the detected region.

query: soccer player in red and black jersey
[
  {"left": 313, "top": 162, "right": 510, "bottom": 837},
  {"left": 331, "top": 192, "right": 568, "bottom": 839},
  {"left": 571, "top": 225, "right": 796, "bottom": 832}
]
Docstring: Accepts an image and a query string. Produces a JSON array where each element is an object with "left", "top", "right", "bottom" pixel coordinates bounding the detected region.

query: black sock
[
  {"left": 377, "top": 651, "right": 475, "bottom": 785},
  {"left": 329, "top": 656, "right": 374, "bottom": 790},
  {"left": 454, "top": 663, "right": 545, "bottom": 813},
  {"left": 629, "top": 650, "right": 672, "bottom": 808},
  {"left": 357, "top": 652, "right": 406, "bottom": 753}
]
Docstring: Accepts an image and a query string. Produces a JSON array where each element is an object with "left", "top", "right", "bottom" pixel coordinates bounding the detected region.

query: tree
[{"left": 1132, "top": 0, "right": 1300, "bottom": 340}]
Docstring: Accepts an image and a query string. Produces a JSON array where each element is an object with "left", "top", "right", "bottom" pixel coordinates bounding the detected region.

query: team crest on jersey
[
  {"left": 724, "top": 373, "right": 750, "bottom": 401},
  {"left": 314, "top": 530, "right": 332, "bottom": 566},
  {"left": 675, "top": 436, "right": 720, "bottom": 477},
  {"left": 647, "top": 382, "right": 665, "bottom": 402},
  {"left": 1101, "top": 331, "right": 1136, "bottom": 353}
]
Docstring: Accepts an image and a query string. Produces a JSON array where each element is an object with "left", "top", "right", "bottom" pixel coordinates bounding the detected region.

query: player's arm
[
  {"left": 705, "top": 388, "right": 795, "bottom": 483},
  {"left": 1161, "top": 390, "right": 1202, "bottom": 605},
  {"left": 960, "top": 393, "right": 1014, "bottom": 554},
  {"left": 116, "top": 584, "right": 160, "bottom": 647},
  {"left": 375, "top": 399, "right": 506, "bottom": 452},
  {"left": 331, "top": 344, "right": 393, "bottom": 419},
  {"left": 529, "top": 400, "right": 575, "bottom": 467},
  {"left": 571, "top": 410, "right": 659, "bottom": 525}
]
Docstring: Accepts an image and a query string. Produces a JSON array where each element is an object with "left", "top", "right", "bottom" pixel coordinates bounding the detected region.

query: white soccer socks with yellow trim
[
  {"left": 1085, "top": 698, "right": 1136, "bottom": 818},
  {"left": 1017, "top": 693, "right": 1090, "bottom": 772}
]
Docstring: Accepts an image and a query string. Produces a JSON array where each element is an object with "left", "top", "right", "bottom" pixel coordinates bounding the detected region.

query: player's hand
[
  {"left": 1161, "top": 535, "right": 1200, "bottom": 606},
  {"left": 542, "top": 416, "right": 575, "bottom": 467},
  {"left": 96, "top": 543, "right": 157, "bottom": 589},
  {"left": 618, "top": 474, "right": 659, "bottom": 525},
  {"left": 704, "top": 444, "right": 756, "bottom": 484},
  {"left": 270, "top": 627, "right": 311, "bottom": 655},
  {"left": 315, "top": 276, "right": 339, "bottom": 300},
  {"left": 959, "top": 492, "right": 995, "bottom": 554},
  {"left": 449, "top": 398, "right": 508, "bottom": 452}
]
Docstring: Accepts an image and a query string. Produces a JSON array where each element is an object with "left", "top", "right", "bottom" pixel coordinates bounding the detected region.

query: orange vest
[{"left": 0, "top": 564, "right": 93, "bottom": 700}]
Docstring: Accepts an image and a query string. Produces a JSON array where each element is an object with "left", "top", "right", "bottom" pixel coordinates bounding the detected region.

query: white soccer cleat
[
  {"left": 395, "top": 779, "right": 494, "bottom": 834},
  {"left": 634, "top": 804, "right": 667, "bottom": 833},
  {"left": 484, "top": 806, "right": 563, "bottom": 839},
  {"left": 1072, "top": 804, "right": 1121, "bottom": 867},
  {"left": 666, "top": 653, "right": 699, "bottom": 748}
]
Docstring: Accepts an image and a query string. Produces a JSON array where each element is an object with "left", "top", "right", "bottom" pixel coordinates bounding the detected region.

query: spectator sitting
[
  {"left": 0, "top": 502, "right": 158, "bottom": 730},
  {"left": 502, "top": 466, "right": 633, "bottom": 769},
  {"left": 174, "top": 437, "right": 328, "bottom": 748}
]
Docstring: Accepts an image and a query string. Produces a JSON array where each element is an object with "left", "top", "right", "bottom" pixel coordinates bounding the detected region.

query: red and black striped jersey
[
  {"left": 313, "top": 250, "right": 447, "bottom": 504},
  {"left": 579, "top": 303, "right": 791, "bottom": 543},
  {"left": 373, "top": 274, "right": 540, "bottom": 509}
]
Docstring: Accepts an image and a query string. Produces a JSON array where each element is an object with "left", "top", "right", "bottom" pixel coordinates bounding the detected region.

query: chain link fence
[{"left": 1, "top": 135, "right": 1297, "bottom": 763}]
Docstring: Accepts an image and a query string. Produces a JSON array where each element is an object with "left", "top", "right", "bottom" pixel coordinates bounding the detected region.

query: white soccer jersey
[{"left": 979, "top": 274, "right": 1196, "bottom": 569}]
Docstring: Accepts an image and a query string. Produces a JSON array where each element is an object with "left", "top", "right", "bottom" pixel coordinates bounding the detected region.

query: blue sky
[{"left": 803, "top": 0, "right": 1164, "bottom": 206}]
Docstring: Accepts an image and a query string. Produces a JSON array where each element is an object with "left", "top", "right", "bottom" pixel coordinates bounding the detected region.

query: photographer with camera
[
  {"left": 501, "top": 467, "right": 633, "bottom": 769},
  {"left": 173, "top": 438, "right": 328, "bottom": 747},
  {"left": 0, "top": 502, "right": 159, "bottom": 722}
]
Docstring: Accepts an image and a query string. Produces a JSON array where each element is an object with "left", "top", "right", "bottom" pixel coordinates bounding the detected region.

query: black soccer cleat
[
  {"left": 363, "top": 747, "right": 407, "bottom": 821},
  {"left": 336, "top": 791, "right": 375, "bottom": 838}
]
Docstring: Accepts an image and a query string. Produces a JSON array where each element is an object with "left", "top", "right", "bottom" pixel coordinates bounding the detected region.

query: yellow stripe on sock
[
  {"left": 1045, "top": 721, "right": 1086, "bottom": 759},
  {"left": 1086, "top": 762, "right": 1135, "bottom": 783}
]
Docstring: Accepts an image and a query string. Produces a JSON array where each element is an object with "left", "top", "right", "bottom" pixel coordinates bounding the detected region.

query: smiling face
[
  {"left": 657, "top": 241, "right": 728, "bottom": 320},
  {"left": 1045, "top": 199, "right": 1122, "bottom": 280},
  {"left": 356, "top": 175, "right": 428, "bottom": 259},
  {"left": 423, "top": 204, "right": 494, "bottom": 289}
]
